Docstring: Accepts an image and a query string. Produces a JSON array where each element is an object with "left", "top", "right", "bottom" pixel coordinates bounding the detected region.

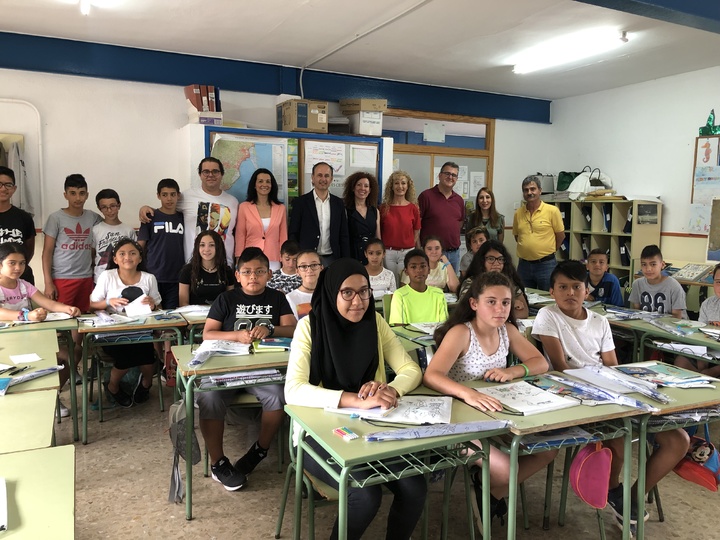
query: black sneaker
[
  {"left": 133, "top": 375, "right": 151, "bottom": 405},
  {"left": 234, "top": 441, "right": 268, "bottom": 476},
  {"left": 470, "top": 469, "right": 507, "bottom": 529},
  {"left": 104, "top": 382, "right": 132, "bottom": 408},
  {"left": 607, "top": 484, "right": 649, "bottom": 534},
  {"left": 211, "top": 457, "right": 247, "bottom": 491}
]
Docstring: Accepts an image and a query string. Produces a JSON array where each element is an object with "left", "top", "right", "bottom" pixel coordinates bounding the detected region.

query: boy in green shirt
[{"left": 389, "top": 249, "right": 448, "bottom": 325}]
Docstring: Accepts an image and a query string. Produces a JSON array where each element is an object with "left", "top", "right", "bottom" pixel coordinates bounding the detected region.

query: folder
[
  {"left": 581, "top": 235, "right": 590, "bottom": 259},
  {"left": 620, "top": 240, "right": 631, "bottom": 266},
  {"left": 560, "top": 203, "right": 571, "bottom": 230},
  {"left": 581, "top": 206, "right": 592, "bottom": 230},
  {"left": 602, "top": 203, "right": 612, "bottom": 232},
  {"left": 215, "top": 87, "right": 222, "bottom": 112},
  {"left": 183, "top": 84, "right": 202, "bottom": 111},
  {"left": 200, "top": 85, "right": 210, "bottom": 112},
  {"left": 208, "top": 85, "right": 216, "bottom": 112},
  {"left": 560, "top": 236, "right": 570, "bottom": 255},
  {"left": 623, "top": 209, "right": 633, "bottom": 233}
]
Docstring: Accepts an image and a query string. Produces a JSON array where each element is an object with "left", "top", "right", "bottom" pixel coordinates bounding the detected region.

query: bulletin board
[
  {"left": 690, "top": 135, "right": 720, "bottom": 235},
  {"left": 300, "top": 139, "right": 380, "bottom": 199}
]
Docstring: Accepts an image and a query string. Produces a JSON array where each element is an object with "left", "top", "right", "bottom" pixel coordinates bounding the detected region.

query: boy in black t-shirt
[
  {"left": 137, "top": 179, "right": 185, "bottom": 309},
  {"left": 197, "top": 247, "right": 297, "bottom": 491}
]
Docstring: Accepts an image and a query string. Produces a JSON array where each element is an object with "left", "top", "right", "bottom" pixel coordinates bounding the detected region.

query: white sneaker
[{"left": 58, "top": 399, "right": 70, "bottom": 418}]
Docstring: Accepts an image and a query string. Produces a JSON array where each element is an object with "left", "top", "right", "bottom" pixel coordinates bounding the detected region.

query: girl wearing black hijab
[{"left": 285, "top": 258, "right": 425, "bottom": 540}]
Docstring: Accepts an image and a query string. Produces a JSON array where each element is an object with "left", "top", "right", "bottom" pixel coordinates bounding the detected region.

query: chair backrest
[{"left": 382, "top": 294, "right": 393, "bottom": 322}]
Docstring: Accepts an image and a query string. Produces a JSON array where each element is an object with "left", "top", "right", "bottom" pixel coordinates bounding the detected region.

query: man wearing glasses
[
  {"left": 418, "top": 162, "right": 466, "bottom": 272},
  {"left": 0, "top": 166, "right": 36, "bottom": 284},
  {"left": 140, "top": 157, "right": 238, "bottom": 265},
  {"left": 512, "top": 176, "right": 565, "bottom": 291}
]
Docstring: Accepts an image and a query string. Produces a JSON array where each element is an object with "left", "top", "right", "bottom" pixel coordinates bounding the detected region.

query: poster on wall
[
  {"left": 696, "top": 137, "right": 720, "bottom": 167},
  {"left": 210, "top": 134, "right": 289, "bottom": 203},
  {"left": 693, "top": 166, "right": 720, "bottom": 205},
  {"left": 707, "top": 199, "right": 720, "bottom": 261},
  {"left": 304, "top": 141, "right": 346, "bottom": 175}
]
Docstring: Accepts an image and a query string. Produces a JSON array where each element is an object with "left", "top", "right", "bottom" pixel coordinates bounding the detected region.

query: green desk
[
  {"left": 0, "top": 389, "right": 58, "bottom": 454},
  {"left": 0, "top": 445, "right": 75, "bottom": 538},
  {"left": 174, "top": 343, "right": 289, "bottom": 520},
  {"left": 475, "top": 378, "right": 640, "bottom": 540},
  {"left": 78, "top": 314, "right": 186, "bottom": 444},
  {"left": 1, "top": 330, "right": 61, "bottom": 394},
  {"left": 631, "top": 382, "right": 720, "bottom": 539},
  {"left": 180, "top": 312, "right": 207, "bottom": 344},
  {"left": 285, "top": 400, "right": 507, "bottom": 540}
]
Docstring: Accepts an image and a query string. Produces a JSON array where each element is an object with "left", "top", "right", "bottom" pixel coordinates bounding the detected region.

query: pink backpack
[{"left": 570, "top": 442, "right": 612, "bottom": 509}]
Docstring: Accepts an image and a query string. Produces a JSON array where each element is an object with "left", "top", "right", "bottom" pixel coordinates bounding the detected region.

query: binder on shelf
[
  {"left": 200, "top": 85, "right": 210, "bottom": 112},
  {"left": 183, "top": 84, "right": 202, "bottom": 111},
  {"left": 581, "top": 206, "right": 592, "bottom": 230},
  {"left": 560, "top": 236, "right": 570, "bottom": 254},
  {"left": 623, "top": 209, "right": 633, "bottom": 233},
  {"left": 581, "top": 235, "right": 591, "bottom": 260},
  {"left": 560, "top": 203, "right": 571, "bottom": 230},
  {"left": 215, "top": 87, "right": 222, "bottom": 112},
  {"left": 602, "top": 203, "right": 612, "bottom": 232},
  {"left": 208, "top": 86, "right": 216, "bottom": 112},
  {"left": 619, "top": 240, "right": 631, "bottom": 266}
]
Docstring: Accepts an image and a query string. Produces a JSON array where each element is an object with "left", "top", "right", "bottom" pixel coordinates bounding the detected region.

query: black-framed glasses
[
  {"left": 297, "top": 263, "right": 322, "bottom": 271},
  {"left": 200, "top": 169, "right": 222, "bottom": 176},
  {"left": 440, "top": 171, "right": 458, "bottom": 179},
  {"left": 339, "top": 287, "right": 373, "bottom": 301},
  {"left": 99, "top": 204, "right": 120, "bottom": 211},
  {"left": 0, "top": 182, "right": 15, "bottom": 189},
  {"left": 485, "top": 256, "right": 505, "bottom": 264},
  {"left": 238, "top": 269, "right": 268, "bottom": 277}
]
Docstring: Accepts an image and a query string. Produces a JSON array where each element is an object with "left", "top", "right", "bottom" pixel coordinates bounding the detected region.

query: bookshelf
[{"left": 546, "top": 198, "right": 662, "bottom": 289}]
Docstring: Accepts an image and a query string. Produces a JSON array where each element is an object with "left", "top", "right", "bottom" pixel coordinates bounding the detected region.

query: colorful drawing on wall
[
  {"left": 689, "top": 203, "right": 710, "bottom": 234},
  {"left": 707, "top": 199, "right": 720, "bottom": 261}
]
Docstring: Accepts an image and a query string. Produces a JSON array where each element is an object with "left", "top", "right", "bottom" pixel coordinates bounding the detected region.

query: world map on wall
[{"left": 210, "top": 136, "right": 287, "bottom": 203}]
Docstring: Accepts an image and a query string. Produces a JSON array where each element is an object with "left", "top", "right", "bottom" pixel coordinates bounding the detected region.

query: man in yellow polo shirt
[{"left": 512, "top": 176, "right": 565, "bottom": 291}]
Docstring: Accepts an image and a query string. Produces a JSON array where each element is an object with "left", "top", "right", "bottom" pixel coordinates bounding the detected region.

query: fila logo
[
  {"left": 153, "top": 221, "right": 184, "bottom": 234},
  {"left": 63, "top": 223, "right": 90, "bottom": 242}
]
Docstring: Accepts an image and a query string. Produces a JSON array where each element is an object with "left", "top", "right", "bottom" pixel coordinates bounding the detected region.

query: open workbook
[
  {"left": 325, "top": 395, "right": 453, "bottom": 425},
  {"left": 478, "top": 380, "right": 579, "bottom": 415}
]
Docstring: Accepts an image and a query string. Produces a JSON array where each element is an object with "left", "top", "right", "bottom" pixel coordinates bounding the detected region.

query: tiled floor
[{"left": 55, "top": 383, "right": 720, "bottom": 539}]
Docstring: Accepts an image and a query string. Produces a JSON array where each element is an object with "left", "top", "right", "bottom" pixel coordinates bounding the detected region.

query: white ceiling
[{"left": 3, "top": 0, "right": 720, "bottom": 100}]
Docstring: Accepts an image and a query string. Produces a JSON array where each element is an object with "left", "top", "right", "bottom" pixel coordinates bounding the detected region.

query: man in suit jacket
[{"left": 289, "top": 162, "right": 350, "bottom": 267}]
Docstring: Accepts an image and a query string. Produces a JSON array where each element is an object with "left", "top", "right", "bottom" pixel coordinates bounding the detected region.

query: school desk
[
  {"left": 475, "top": 378, "right": 640, "bottom": 540},
  {"left": 0, "top": 444, "right": 75, "bottom": 539},
  {"left": 180, "top": 311, "right": 207, "bottom": 344},
  {"left": 77, "top": 313, "right": 186, "bottom": 444},
  {"left": 285, "top": 399, "right": 507, "bottom": 540},
  {"left": 0, "top": 318, "right": 78, "bottom": 438},
  {"left": 0, "top": 389, "right": 58, "bottom": 455},
  {"left": 630, "top": 378, "right": 720, "bottom": 539},
  {"left": 173, "top": 343, "right": 289, "bottom": 521},
  {"left": 1, "top": 329, "right": 61, "bottom": 394}
]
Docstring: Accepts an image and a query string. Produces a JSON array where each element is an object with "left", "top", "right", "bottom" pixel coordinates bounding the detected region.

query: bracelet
[
  {"left": 442, "top": 262, "right": 450, "bottom": 269},
  {"left": 20, "top": 308, "right": 30, "bottom": 321},
  {"left": 520, "top": 363, "right": 530, "bottom": 377}
]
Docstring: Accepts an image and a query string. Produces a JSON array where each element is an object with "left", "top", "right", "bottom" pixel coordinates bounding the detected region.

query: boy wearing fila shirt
[{"left": 138, "top": 179, "right": 185, "bottom": 308}]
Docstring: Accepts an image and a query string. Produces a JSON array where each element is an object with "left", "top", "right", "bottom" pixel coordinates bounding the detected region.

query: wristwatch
[{"left": 258, "top": 322, "right": 275, "bottom": 337}]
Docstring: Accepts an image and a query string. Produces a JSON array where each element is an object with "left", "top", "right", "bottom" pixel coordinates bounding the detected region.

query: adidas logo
[{"left": 64, "top": 223, "right": 90, "bottom": 242}]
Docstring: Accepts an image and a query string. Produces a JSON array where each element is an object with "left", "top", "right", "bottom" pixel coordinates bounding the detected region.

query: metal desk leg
[
  {"left": 185, "top": 374, "right": 196, "bottom": 520},
  {"left": 81, "top": 334, "right": 90, "bottom": 444},
  {"left": 293, "top": 431, "right": 306, "bottom": 540},
  {"left": 60, "top": 329, "right": 80, "bottom": 442},
  {"left": 507, "top": 435, "right": 521, "bottom": 540},
  {"left": 622, "top": 417, "right": 633, "bottom": 540},
  {"left": 482, "top": 439, "right": 492, "bottom": 540},
  {"left": 462, "top": 466, "right": 476, "bottom": 540},
  {"left": 337, "top": 467, "right": 351, "bottom": 540},
  {"left": 635, "top": 416, "right": 649, "bottom": 540},
  {"left": 543, "top": 459, "right": 554, "bottom": 530}
]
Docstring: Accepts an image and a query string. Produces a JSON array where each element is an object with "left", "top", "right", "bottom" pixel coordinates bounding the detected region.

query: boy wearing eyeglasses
[
  {"left": 389, "top": 248, "right": 448, "bottom": 325},
  {"left": 197, "top": 247, "right": 297, "bottom": 492},
  {"left": 92, "top": 188, "right": 137, "bottom": 284},
  {"left": 286, "top": 250, "right": 323, "bottom": 319}
]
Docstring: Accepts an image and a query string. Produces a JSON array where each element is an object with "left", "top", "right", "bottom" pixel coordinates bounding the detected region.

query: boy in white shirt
[
  {"left": 286, "top": 250, "right": 322, "bottom": 320},
  {"left": 533, "top": 260, "right": 689, "bottom": 534},
  {"left": 92, "top": 188, "right": 136, "bottom": 283}
]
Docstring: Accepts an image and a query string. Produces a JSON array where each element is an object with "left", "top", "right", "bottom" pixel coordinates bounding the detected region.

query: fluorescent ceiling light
[
  {"left": 512, "top": 28, "right": 630, "bottom": 74},
  {"left": 79, "top": 0, "right": 91, "bottom": 15}
]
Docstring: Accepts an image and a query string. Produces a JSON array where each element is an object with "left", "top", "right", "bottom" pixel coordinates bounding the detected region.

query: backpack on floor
[
  {"left": 674, "top": 424, "right": 720, "bottom": 491},
  {"left": 168, "top": 398, "right": 201, "bottom": 503}
]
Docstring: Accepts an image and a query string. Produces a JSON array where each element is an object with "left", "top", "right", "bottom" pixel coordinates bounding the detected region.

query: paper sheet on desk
[
  {"left": 9, "top": 353, "right": 42, "bottom": 364},
  {"left": 124, "top": 297, "right": 153, "bottom": 318}
]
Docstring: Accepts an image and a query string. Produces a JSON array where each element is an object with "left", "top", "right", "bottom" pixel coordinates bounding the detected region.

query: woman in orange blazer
[{"left": 234, "top": 168, "right": 287, "bottom": 270}]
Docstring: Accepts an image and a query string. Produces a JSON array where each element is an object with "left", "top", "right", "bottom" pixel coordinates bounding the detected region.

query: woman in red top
[{"left": 380, "top": 171, "right": 421, "bottom": 285}]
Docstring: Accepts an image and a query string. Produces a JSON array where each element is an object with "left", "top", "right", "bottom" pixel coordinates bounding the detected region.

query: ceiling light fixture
[
  {"left": 79, "top": 0, "right": 91, "bottom": 15},
  {"left": 512, "top": 28, "right": 631, "bottom": 75}
]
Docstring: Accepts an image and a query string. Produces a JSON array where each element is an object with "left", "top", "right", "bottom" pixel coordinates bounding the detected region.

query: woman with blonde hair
[{"left": 379, "top": 171, "right": 420, "bottom": 283}]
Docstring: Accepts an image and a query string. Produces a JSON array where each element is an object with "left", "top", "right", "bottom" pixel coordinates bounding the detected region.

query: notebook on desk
[{"left": 478, "top": 380, "right": 579, "bottom": 415}]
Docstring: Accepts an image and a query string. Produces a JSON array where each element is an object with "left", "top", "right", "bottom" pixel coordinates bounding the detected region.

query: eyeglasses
[
  {"left": 440, "top": 171, "right": 458, "bottom": 179},
  {"left": 238, "top": 269, "right": 268, "bottom": 277},
  {"left": 338, "top": 287, "right": 373, "bottom": 301},
  {"left": 0, "top": 182, "right": 15, "bottom": 189},
  {"left": 297, "top": 263, "right": 322, "bottom": 272},
  {"left": 485, "top": 256, "right": 505, "bottom": 264},
  {"left": 99, "top": 204, "right": 120, "bottom": 211},
  {"left": 200, "top": 169, "right": 222, "bottom": 177}
]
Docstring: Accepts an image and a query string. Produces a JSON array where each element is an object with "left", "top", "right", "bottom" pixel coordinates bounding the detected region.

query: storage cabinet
[{"left": 548, "top": 198, "right": 662, "bottom": 288}]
